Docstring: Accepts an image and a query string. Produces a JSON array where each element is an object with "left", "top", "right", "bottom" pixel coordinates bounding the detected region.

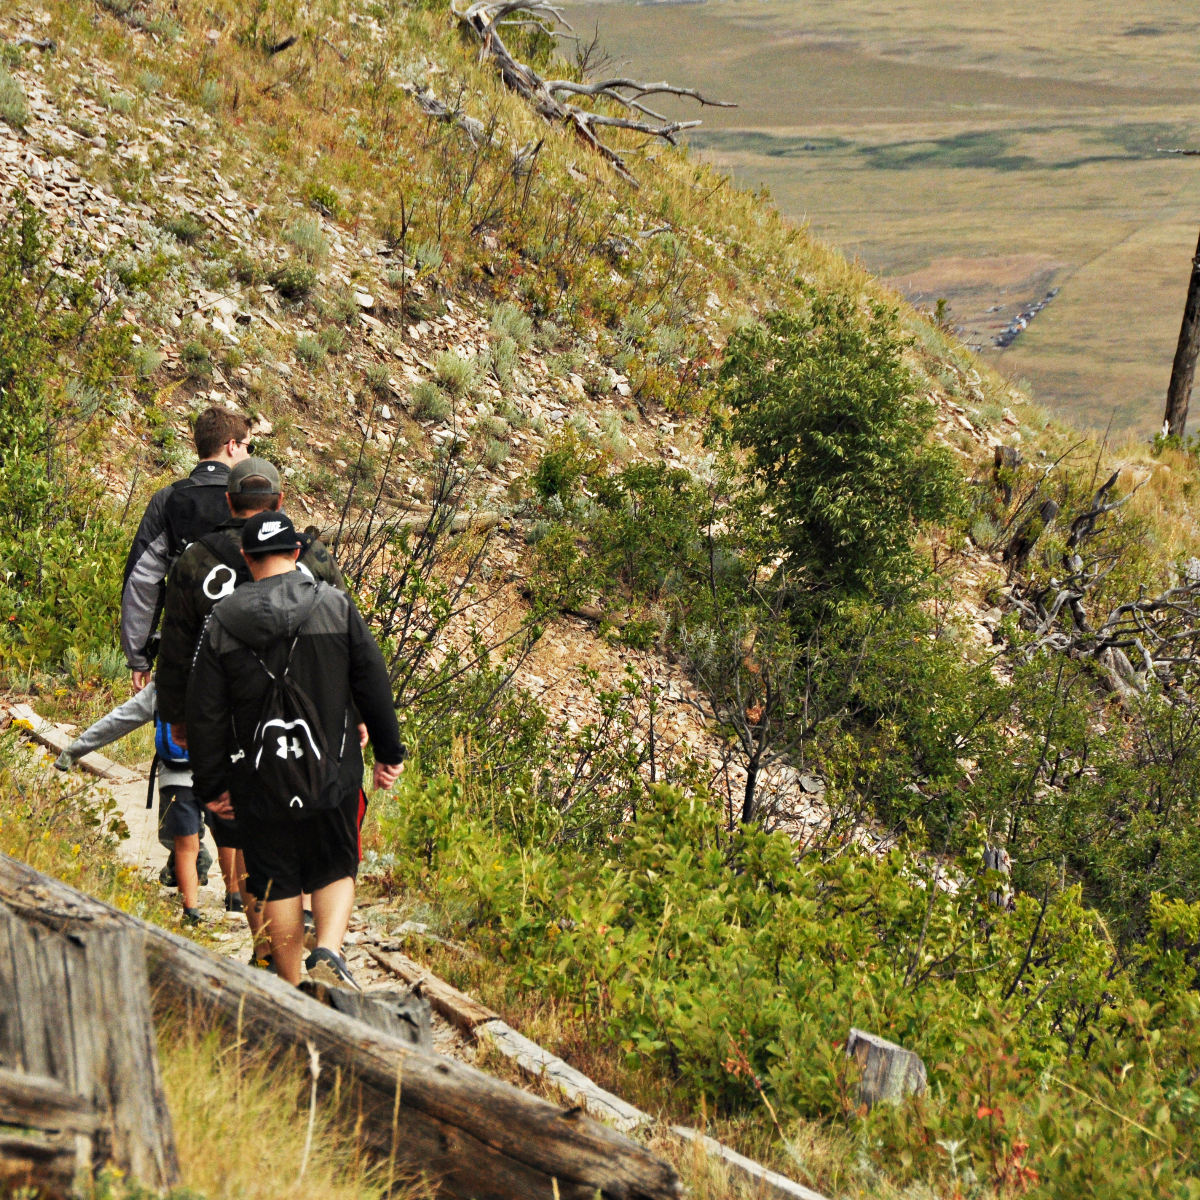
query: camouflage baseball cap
[{"left": 227, "top": 456, "right": 281, "bottom": 495}]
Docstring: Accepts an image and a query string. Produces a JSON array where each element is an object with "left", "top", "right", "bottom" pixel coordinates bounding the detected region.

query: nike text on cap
[
  {"left": 227, "top": 456, "right": 282, "bottom": 495},
  {"left": 242, "top": 510, "right": 303, "bottom": 555}
]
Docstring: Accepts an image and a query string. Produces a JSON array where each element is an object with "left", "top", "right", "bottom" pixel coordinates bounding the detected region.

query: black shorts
[
  {"left": 239, "top": 788, "right": 367, "bottom": 902},
  {"left": 159, "top": 786, "right": 203, "bottom": 840},
  {"left": 204, "top": 809, "right": 243, "bottom": 850}
]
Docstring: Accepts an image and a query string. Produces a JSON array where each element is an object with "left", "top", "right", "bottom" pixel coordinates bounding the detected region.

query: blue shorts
[{"left": 159, "top": 785, "right": 202, "bottom": 840}]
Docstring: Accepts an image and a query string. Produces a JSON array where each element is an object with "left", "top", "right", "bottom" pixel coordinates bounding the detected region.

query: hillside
[{"left": 4, "top": 2, "right": 1200, "bottom": 1199}]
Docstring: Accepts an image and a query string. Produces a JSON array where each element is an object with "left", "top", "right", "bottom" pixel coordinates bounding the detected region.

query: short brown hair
[
  {"left": 229, "top": 487, "right": 283, "bottom": 517},
  {"left": 194, "top": 407, "right": 250, "bottom": 459}
]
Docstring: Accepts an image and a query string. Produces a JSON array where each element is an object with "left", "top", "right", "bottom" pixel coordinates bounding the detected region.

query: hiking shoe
[
  {"left": 305, "top": 947, "right": 358, "bottom": 989},
  {"left": 197, "top": 843, "right": 212, "bottom": 887},
  {"left": 182, "top": 907, "right": 203, "bottom": 927},
  {"left": 249, "top": 948, "right": 276, "bottom": 973},
  {"left": 225, "top": 892, "right": 244, "bottom": 913},
  {"left": 159, "top": 853, "right": 177, "bottom": 889}
]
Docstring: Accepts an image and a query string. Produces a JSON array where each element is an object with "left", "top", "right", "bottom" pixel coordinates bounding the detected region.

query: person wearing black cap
[
  {"left": 185, "top": 511, "right": 404, "bottom": 986},
  {"left": 154, "top": 457, "right": 345, "bottom": 942}
]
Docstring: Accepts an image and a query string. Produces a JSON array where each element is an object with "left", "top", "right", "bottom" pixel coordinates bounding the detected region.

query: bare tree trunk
[
  {"left": 741, "top": 757, "right": 759, "bottom": 824},
  {"left": 1164, "top": 227, "right": 1200, "bottom": 439}
]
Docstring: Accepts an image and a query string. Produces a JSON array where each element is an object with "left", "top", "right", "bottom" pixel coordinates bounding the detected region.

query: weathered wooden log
[
  {"left": 298, "top": 979, "right": 433, "bottom": 1049},
  {"left": 0, "top": 854, "right": 680, "bottom": 1200},
  {"left": 983, "top": 845, "right": 1014, "bottom": 908},
  {"left": 0, "top": 1068, "right": 100, "bottom": 1200},
  {"left": 845, "top": 1029, "right": 927, "bottom": 1110},
  {"left": 0, "top": 895, "right": 178, "bottom": 1191}
]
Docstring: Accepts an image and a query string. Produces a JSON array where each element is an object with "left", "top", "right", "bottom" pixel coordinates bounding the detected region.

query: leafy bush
[
  {"left": 136, "top": 70, "right": 164, "bottom": 95},
  {"left": 198, "top": 79, "right": 222, "bottom": 113},
  {"left": 304, "top": 181, "right": 345, "bottom": 220},
  {"left": 0, "top": 69, "right": 29, "bottom": 129},
  {"left": 490, "top": 302, "right": 534, "bottom": 348},
  {"left": 721, "top": 294, "right": 964, "bottom": 598},
  {"left": 433, "top": 350, "right": 477, "bottom": 399},
  {"left": 283, "top": 216, "right": 328, "bottom": 264},
  {"left": 410, "top": 380, "right": 451, "bottom": 422},
  {"left": 0, "top": 200, "right": 132, "bottom": 672},
  {"left": 488, "top": 336, "right": 519, "bottom": 391},
  {"left": 130, "top": 344, "right": 164, "bottom": 380},
  {"left": 269, "top": 260, "right": 316, "bottom": 299},
  {"left": 162, "top": 215, "right": 204, "bottom": 245},
  {"left": 318, "top": 325, "right": 346, "bottom": 355},
  {"left": 483, "top": 437, "right": 509, "bottom": 471},
  {"left": 365, "top": 363, "right": 391, "bottom": 394},
  {"left": 294, "top": 336, "right": 326, "bottom": 368},
  {"left": 179, "top": 341, "right": 212, "bottom": 378}
]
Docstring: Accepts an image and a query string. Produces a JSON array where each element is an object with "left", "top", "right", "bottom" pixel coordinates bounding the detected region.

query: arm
[
  {"left": 122, "top": 486, "right": 171, "bottom": 588},
  {"left": 184, "top": 618, "right": 233, "bottom": 804},
  {"left": 345, "top": 599, "right": 404, "bottom": 768},
  {"left": 56, "top": 683, "right": 157, "bottom": 767},
  {"left": 120, "top": 530, "right": 172, "bottom": 673}
]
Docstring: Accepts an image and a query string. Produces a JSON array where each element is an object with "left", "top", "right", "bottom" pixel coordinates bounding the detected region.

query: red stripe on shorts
[{"left": 357, "top": 788, "right": 368, "bottom": 860}]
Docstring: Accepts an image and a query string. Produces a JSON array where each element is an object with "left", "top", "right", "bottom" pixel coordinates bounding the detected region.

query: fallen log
[
  {"left": 0, "top": 895, "right": 178, "bottom": 1191},
  {"left": 0, "top": 1069, "right": 100, "bottom": 1200},
  {"left": 5, "top": 704, "right": 142, "bottom": 784},
  {"left": 0, "top": 854, "right": 680, "bottom": 1200}
]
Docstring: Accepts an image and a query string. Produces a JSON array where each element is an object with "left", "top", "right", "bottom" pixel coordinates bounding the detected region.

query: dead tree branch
[{"left": 449, "top": 0, "right": 734, "bottom": 184}]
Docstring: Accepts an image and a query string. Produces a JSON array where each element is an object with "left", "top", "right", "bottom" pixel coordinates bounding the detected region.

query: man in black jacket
[
  {"left": 186, "top": 512, "right": 404, "bottom": 985},
  {"left": 123, "top": 407, "right": 252, "bottom": 691}
]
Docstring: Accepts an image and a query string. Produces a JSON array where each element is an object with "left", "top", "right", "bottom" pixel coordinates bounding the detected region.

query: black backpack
[
  {"left": 248, "top": 618, "right": 349, "bottom": 819},
  {"left": 163, "top": 478, "right": 236, "bottom": 561}
]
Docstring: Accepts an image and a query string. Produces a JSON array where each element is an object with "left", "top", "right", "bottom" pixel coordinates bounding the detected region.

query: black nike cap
[{"left": 242, "top": 510, "right": 302, "bottom": 555}]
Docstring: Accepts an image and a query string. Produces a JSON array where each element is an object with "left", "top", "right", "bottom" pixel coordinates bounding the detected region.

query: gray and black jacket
[
  {"left": 185, "top": 571, "right": 403, "bottom": 817},
  {"left": 121, "top": 460, "right": 231, "bottom": 671},
  {"left": 155, "top": 519, "right": 345, "bottom": 725}
]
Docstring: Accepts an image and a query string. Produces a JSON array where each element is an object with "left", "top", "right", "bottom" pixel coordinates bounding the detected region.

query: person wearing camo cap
[{"left": 154, "top": 456, "right": 347, "bottom": 957}]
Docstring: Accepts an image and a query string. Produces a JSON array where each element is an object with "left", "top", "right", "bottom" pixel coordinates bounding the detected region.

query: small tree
[{"left": 720, "top": 293, "right": 962, "bottom": 599}]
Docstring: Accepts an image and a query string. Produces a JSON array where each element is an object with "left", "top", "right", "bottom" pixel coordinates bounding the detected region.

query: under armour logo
[
  {"left": 289, "top": 796, "right": 304, "bottom": 808},
  {"left": 276, "top": 735, "right": 305, "bottom": 760},
  {"left": 257, "top": 520, "right": 284, "bottom": 541}
]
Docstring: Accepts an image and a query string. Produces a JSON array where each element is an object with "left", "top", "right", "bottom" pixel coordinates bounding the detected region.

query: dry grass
[{"left": 157, "top": 1014, "right": 432, "bottom": 1200}]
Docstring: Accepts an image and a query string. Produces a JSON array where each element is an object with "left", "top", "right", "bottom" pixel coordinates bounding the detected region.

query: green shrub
[
  {"left": 318, "top": 325, "right": 345, "bottom": 355},
  {"left": 230, "top": 252, "right": 263, "bottom": 284},
  {"left": 489, "top": 336, "right": 519, "bottom": 391},
  {"left": 162, "top": 214, "right": 204, "bottom": 245},
  {"left": 0, "top": 69, "right": 29, "bottom": 129},
  {"left": 483, "top": 437, "right": 509, "bottom": 471},
  {"left": 410, "top": 380, "right": 450, "bottom": 422},
  {"left": 365, "top": 363, "right": 391, "bottom": 394},
  {"left": 136, "top": 70, "right": 164, "bottom": 95},
  {"left": 721, "top": 294, "right": 964, "bottom": 598},
  {"left": 269, "top": 260, "right": 316, "bottom": 299},
  {"left": 478, "top": 414, "right": 508, "bottom": 440},
  {"left": 198, "top": 79, "right": 222, "bottom": 113},
  {"left": 179, "top": 341, "right": 212, "bottom": 378},
  {"left": 130, "top": 344, "right": 164, "bottom": 380},
  {"left": 284, "top": 216, "right": 328, "bottom": 264},
  {"left": 304, "top": 181, "right": 345, "bottom": 220},
  {"left": 490, "top": 302, "right": 534, "bottom": 348},
  {"left": 295, "top": 336, "right": 326, "bottom": 368},
  {"left": 410, "top": 238, "right": 444, "bottom": 273},
  {"left": 97, "top": 84, "right": 134, "bottom": 114},
  {"left": 433, "top": 350, "right": 477, "bottom": 399},
  {"left": 531, "top": 428, "right": 605, "bottom": 503}
]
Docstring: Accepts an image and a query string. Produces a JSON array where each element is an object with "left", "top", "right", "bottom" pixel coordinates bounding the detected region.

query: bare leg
[
  {"left": 217, "top": 846, "right": 238, "bottom": 897},
  {"left": 235, "top": 852, "right": 265, "bottom": 949},
  {"left": 174, "top": 833, "right": 200, "bottom": 911},
  {"left": 310, "top": 876, "right": 355, "bottom": 955},
  {"left": 261, "top": 896, "right": 305, "bottom": 984}
]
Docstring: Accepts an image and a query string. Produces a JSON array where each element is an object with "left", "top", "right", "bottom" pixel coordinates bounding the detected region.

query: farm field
[{"left": 563, "top": 0, "right": 1200, "bottom": 435}]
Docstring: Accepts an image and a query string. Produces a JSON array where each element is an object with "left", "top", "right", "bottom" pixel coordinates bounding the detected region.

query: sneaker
[
  {"left": 305, "top": 947, "right": 358, "bottom": 989},
  {"left": 197, "top": 843, "right": 212, "bottom": 887},
  {"left": 225, "top": 892, "right": 244, "bottom": 913},
  {"left": 159, "top": 854, "right": 177, "bottom": 889},
  {"left": 182, "top": 907, "right": 203, "bottom": 927}
]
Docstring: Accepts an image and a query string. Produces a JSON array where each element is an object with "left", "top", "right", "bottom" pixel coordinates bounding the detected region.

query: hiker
[
  {"left": 186, "top": 511, "right": 404, "bottom": 986},
  {"left": 155, "top": 456, "right": 349, "bottom": 959},
  {"left": 122, "top": 407, "right": 253, "bottom": 693},
  {"left": 53, "top": 681, "right": 214, "bottom": 925}
]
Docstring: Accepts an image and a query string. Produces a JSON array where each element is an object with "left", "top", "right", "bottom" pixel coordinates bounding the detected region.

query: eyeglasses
[{"left": 236, "top": 438, "right": 255, "bottom": 453}]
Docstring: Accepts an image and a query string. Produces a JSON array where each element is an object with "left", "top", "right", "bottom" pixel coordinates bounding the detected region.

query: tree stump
[
  {"left": 984, "top": 845, "right": 1014, "bottom": 908},
  {"left": 845, "top": 1029, "right": 926, "bottom": 1110},
  {"left": 0, "top": 896, "right": 179, "bottom": 1190}
]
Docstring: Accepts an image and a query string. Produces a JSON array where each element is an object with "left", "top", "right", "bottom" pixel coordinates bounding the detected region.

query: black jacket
[
  {"left": 121, "top": 460, "right": 231, "bottom": 671},
  {"left": 185, "top": 571, "right": 403, "bottom": 816},
  {"left": 155, "top": 520, "right": 345, "bottom": 724}
]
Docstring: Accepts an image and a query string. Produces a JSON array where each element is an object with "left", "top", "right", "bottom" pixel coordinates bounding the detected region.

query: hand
[
  {"left": 131, "top": 669, "right": 152, "bottom": 692},
  {"left": 357, "top": 723, "right": 369, "bottom": 749},
  {"left": 170, "top": 723, "right": 187, "bottom": 749},
  {"left": 205, "top": 792, "right": 234, "bottom": 819},
  {"left": 372, "top": 762, "right": 403, "bottom": 791}
]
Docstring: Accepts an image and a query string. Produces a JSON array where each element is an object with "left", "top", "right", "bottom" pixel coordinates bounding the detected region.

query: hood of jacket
[{"left": 212, "top": 570, "right": 321, "bottom": 649}]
